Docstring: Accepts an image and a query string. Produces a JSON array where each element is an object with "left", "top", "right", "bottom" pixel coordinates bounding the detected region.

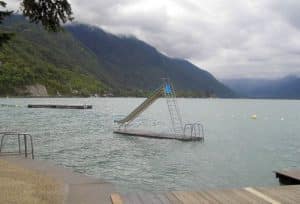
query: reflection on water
[{"left": 0, "top": 97, "right": 300, "bottom": 192}]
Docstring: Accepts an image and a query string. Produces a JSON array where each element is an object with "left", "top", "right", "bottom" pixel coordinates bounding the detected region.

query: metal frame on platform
[
  {"left": 183, "top": 123, "right": 204, "bottom": 139},
  {"left": 0, "top": 132, "right": 34, "bottom": 159}
]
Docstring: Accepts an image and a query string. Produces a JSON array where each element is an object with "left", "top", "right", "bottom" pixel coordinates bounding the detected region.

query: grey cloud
[
  {"left": 6, "top": 0, "right": 300, "bottom": 79},
  {"left": 270, "top": 0, "right": 300, "bottom": 30}
]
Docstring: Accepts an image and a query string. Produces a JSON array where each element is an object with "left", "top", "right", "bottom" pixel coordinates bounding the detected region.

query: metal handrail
[
  {"left": 0, "top": 132, "right": 34, "bottom": 159},
  {"left": 183, "top": 123, "right": 204, "bottom": 139}
]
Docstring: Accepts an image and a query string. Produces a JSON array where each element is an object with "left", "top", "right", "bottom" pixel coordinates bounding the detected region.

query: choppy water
[{"left": 0, "top": 98, "right": 299, "bottom": 192}]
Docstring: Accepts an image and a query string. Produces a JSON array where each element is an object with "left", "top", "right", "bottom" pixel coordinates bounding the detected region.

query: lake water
[{"left": 0, "top": 98, "right": 299, "bottom": 192}]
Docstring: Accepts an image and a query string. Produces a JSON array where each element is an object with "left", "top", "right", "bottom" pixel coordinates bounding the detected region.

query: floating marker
[{"left": 251, "top": 114, "right": 257, "bottom": 119}]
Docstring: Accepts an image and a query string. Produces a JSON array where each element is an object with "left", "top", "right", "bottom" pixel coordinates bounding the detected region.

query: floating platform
[
  {"left": 28, "top": 104, "right": 92, "bottom": 109},
  {"left": 275, "top": 169, "right": 300, "bottom": 185},
  {"left": 113, "top": 129, "right": 203, "bottom": 141}
]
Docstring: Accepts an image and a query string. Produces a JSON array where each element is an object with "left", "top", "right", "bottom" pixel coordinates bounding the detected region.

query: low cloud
[{"left": 7, "top": 0, "right": 300, "bottom": 78}]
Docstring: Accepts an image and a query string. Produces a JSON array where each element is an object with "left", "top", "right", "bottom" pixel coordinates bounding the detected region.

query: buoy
[{"left": 251, "top": 114, "right": 257, "bottom": 119}]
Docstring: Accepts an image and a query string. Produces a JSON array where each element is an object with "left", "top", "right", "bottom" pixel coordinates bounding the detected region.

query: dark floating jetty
[
  {"left": 28, "top": 104, "right": 92, "bottom": 109},
  {"left": 114, "top": 129, "right": 203, "bottom": 141},
  {"left": 275, "top": 169, "right": 300, "bottom": 185}
]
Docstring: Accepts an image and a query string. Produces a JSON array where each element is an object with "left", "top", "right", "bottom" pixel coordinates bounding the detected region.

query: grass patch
[{"left": 0, "top": 159, "right": 63, "bottom": 204}]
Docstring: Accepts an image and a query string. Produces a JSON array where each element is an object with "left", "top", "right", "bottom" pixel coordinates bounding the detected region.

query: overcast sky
[{"left": 7, "top": 0, "right": 300, "bottom": 79}]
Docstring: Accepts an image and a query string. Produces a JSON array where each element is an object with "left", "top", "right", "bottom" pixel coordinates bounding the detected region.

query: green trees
[
  {"left": 0, "top": 63, "right": 34, "bottom": 94},
  {"left": 0, "top": 17, "right": 108, "bottom": 96},
  {"left": 21, "top": 0, "right": 73, "bottom": 32},
  {"left": 0, "top": 0, "right": 73, "bottom": 46},
  {"left": 0, "top": 1, "right": 11, "bottom": 22},
  {"left": 0, "top": 46, "right": 107, "bottom": 96},
  {"left": 0, "top": 1, "right": 13, "bottom": 46}
]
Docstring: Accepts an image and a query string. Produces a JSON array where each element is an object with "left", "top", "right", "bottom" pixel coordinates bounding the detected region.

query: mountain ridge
[
  {"left": 0, "top": 15, "right": 234, "bottom": 97},
  {"left": 66, "top": 23, "right": 235, "bottom": 97}
]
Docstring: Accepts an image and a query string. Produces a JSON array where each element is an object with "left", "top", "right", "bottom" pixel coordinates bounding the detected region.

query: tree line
[{"left": 0, "top": 0, "right": 73, "bottom": 46}]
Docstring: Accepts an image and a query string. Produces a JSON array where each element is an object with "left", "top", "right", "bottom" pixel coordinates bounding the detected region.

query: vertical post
[
  {"left": 29, "top": 135, "right": 34, "bottom": 159},
  {"left": 201, "top": 124, "right": 204, "bottom": 140},
  {"left": 0, "top": 134, "right": 5, "bottom": 152},
  {"left": 18, "top": 134, "right": 21, "bottom": 154},
  {"left": 24, "top": 134, "right": 27, "bottom": 158}
]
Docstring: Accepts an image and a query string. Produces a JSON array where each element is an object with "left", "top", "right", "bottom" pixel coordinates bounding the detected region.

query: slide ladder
[
  {"left": 116, "top": 79, "right": 184, "bottom": 136},
  {"left": 114, "top": 79, "right": 204, "bottom": 141},
  {"left": 163, "top": 79, "right": 184, "bottom": 135}
]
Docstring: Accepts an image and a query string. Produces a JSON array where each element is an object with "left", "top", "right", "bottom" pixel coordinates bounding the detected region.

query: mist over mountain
[{"left": 222, "top": 76, "right": 300, "bottom": 99}]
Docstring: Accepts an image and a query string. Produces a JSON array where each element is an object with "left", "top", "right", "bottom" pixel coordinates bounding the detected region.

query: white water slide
[{"left": 114, "top": 79, "right": 204, "bottom": 141}]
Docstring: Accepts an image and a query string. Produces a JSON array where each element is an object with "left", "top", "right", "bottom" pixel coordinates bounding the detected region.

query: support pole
[
  {"left": 24, "top": 134, "right": 27, "bottom": 158},
  {"left": 18, "top": 134, "right": 21, "bottom": 154},
  {"left": 29, "top": 134, "right": 34, "bottom": 159},
  {"left": 0, "top": 135, "right": 5, "bottom": 152}
]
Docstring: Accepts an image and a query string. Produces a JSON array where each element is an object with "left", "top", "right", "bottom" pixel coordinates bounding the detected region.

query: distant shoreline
[{"left": 1, "top": 96, "right": 300, "bottom": 100}]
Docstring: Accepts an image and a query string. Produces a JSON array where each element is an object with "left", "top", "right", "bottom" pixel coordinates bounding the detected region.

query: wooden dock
[
  {"left": 28, "top": 104, "right": 92, "bottom": 109},
  {"left": 275, "top": 169, "right": 300, "bottom": 185},
  {"left": 113, "top": 129, "right": 203, "bottom": 141},
  {"left": 111, "top": 185, "right": 300, "bottom": 204}
]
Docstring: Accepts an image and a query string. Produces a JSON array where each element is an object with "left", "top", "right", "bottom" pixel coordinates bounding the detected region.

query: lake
[{"left": 0, "top": 98, "right": 299, "bottom": 192}]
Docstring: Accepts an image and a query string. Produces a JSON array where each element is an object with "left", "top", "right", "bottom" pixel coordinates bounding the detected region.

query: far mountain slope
[
  {"left": 67, "top": 24, "right": 235, "bottom": 97},
  {"left": 222, "top": 76, "right": 300, "bottom": 99}
]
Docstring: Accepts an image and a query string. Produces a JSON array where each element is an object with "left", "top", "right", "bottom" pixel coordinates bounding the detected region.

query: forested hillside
[
  {"left": 67, "top": 24, "right": 234, "bottom": 97},
  {"left": 0, "top": 15, "right": 108, "bottom": 96},
  {"left": 0, "top": 16, "right": 234, "bottom": 97}
]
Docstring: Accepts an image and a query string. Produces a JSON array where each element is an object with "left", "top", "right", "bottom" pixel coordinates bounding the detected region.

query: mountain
[
  {"left": 222, "top": 76, "right": 300, "bottom": 99},
  {"left": 66, "top": 24, "right": 234, "bottom": 97},
  {"left": 0, "top": 15, "right": 234, "bottom": 97},
  {"left": 0, "top": 15, "right": 108, "bottom": 96}
]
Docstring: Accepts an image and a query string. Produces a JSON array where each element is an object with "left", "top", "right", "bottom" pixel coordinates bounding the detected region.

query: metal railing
[
  {"left": 0, "top": 132, "right": 34, "bottom": 159},
  {"left": 183, "top": 123, "right": 204, "bottom": 139}
]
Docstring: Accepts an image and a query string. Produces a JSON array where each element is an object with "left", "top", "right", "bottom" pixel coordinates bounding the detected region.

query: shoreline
[
  {"left": 1, "top": 155, "right": 300, "bottom": 203},
  {"left": 0, "top": 156, "right": 115, "bottom": 204}
]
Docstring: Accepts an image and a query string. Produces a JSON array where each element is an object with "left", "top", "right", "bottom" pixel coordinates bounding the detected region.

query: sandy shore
[
  {"left": 0, "top": 159, "right": 63, "bottom": 204},
  {"left": 0, "top": 156, "right": 115, "bottom": 204}
]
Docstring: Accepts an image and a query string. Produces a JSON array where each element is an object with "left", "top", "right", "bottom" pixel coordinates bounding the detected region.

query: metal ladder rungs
[{"left": 163, "top": 79, "right": 183, "bottom": 135}]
